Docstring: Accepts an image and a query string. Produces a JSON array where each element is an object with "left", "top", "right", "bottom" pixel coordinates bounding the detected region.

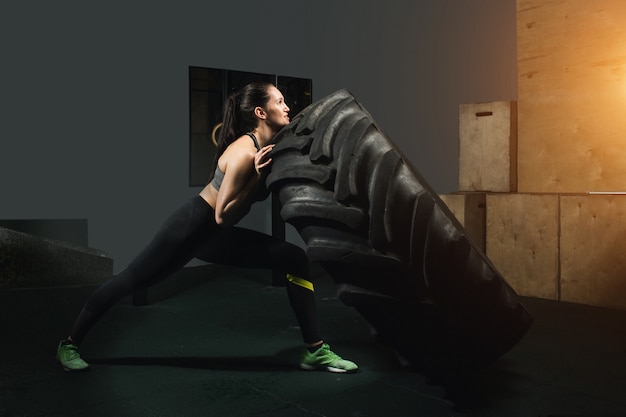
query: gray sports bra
[{"left": 210, "top": 132, "right": 261, "bottom": 191}]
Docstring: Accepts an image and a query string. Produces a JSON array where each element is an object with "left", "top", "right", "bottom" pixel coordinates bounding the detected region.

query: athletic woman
[{"left": 56, "top": 82, "right": 358, "bottom": 374}]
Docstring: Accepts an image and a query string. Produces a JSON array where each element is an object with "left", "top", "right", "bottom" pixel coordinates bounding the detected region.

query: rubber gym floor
[{"left": 2, "top": 263, "right": 626, "bottom": 417}]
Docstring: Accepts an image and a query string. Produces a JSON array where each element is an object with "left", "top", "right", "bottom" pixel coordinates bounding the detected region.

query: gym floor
[{"left": 2, "top": 264, "right": 626, "bottom": 417}]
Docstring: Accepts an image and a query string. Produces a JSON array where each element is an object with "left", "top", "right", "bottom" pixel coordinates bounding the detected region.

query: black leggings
[{"left": 70, "top": 196, "right": 321, "bottom": 345}]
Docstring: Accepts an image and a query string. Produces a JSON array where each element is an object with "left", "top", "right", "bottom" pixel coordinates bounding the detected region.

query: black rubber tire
[{"left": 267, "top": 89, "right": 533, "bottom": 374}]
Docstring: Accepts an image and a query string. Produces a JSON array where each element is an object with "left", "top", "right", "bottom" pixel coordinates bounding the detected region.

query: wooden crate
[
  {"left": 459, "top": 101, "right": 517, "bottom": 192},
  {"left": 439, "top": 192, "right": 486, "bottom": 252},
  {"left": 517, "top": 0, "right": 626, "bottom": 193},
  {"left": 560, "top": 195, "right": 626, "bottom": 310},
  {"left": 486, "top": 193, "right": 559, "bottom": 299}
]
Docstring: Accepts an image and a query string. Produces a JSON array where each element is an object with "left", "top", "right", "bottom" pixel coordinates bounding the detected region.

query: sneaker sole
[
  {"left": 57, "top": 355, "right": 90, "bottom": 372},
  {"left": 299, "top": 363, "right": 357, "bottom": 373},
  {"left": 60, "top": 365, "right": 90, "bottom": 372}
]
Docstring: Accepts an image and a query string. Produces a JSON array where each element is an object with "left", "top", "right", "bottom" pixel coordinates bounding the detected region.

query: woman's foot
[
  {"left": 300, "top": 343, "right": 358, "bottom": 373},
  {"left": 56, "top": 340, "right": 90, "bottom": 372}
]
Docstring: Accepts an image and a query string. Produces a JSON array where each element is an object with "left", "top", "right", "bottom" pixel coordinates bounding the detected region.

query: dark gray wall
[{"left": 0, "top": 0, "right": 517, "bottom": 272}]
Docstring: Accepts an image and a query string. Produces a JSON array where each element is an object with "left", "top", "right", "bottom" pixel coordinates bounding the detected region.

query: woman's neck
[{"left": 250, "top": 125, "right": 276, "bottom": 147}]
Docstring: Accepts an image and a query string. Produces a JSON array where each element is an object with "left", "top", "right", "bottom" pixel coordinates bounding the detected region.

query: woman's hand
[{"left": 254, "top": 144, "right": 275, "bottom": 174}]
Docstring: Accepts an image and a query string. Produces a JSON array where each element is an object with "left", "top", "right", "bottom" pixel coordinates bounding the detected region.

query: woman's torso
[{"left": 199, "top": 133, "right": 260, "bottom": 209}]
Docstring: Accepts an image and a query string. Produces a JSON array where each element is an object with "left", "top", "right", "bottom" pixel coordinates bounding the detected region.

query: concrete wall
[{"left": 0, "top": 0, "right": 517, "bottom": 272}]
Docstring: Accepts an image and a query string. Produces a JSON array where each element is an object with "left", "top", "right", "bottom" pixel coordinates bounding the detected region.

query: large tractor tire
[{"left": 267, "top": 89, "right": 532, "bottom": 374}]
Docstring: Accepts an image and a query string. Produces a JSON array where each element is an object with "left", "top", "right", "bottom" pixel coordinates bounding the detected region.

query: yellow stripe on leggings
[{"left": 286, "top": 274, "right": 314, "bottom": 292}]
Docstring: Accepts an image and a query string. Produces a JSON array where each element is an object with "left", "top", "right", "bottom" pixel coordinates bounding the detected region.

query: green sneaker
[
  {"left": 56, "top": 340, "right": 90, "bottom": 372},
  {"left": 300, "top": 343, "right": 358, "bottom": 373}
]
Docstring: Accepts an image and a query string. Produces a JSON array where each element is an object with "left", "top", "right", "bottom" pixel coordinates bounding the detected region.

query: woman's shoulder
[
  {"left": 226, "top": 135, "right": 256, "bottom": 152},
  {"left": 222, "top": 136, "right": 256, "bottom": 164}
]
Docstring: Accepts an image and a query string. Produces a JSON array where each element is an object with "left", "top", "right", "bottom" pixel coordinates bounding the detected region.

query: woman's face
[{"left": 262, "top": 86, "right": 291, "bottom": 130}]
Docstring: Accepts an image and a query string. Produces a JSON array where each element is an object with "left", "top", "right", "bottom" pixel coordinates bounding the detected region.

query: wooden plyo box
[
  {"left": 560, "top": 195, "right": 626, "bottom": 310},
  {"left": 438, "top": 193, "right": 486, "bottom": 253},
  {"left": 486, "top": 193, "right": 559, "bottom": 300},
  {"left": 517, "top": 0, "right": 626, "bottom": 193},
  {"left": 459, "top": 101, "right": 517, "bottom": 192}
]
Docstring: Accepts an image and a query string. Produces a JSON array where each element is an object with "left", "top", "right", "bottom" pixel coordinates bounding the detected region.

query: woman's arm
[{"left": 214, "top": 144, "right": 274, "bottom": 226}]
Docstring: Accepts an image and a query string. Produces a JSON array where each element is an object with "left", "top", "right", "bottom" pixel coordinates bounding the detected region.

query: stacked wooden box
[{"left": 442, "top": 101, "right": 626, "bottom": 310}]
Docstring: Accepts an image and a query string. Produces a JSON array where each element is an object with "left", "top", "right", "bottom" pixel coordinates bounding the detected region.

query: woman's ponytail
[{"left": 217, "top": 93, "right": 238, "bottom": 150}]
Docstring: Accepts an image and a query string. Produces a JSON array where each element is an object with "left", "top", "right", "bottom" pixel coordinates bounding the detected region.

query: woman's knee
[{"left": 276, "top": 242, "right": 309, "bottom": 277}]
